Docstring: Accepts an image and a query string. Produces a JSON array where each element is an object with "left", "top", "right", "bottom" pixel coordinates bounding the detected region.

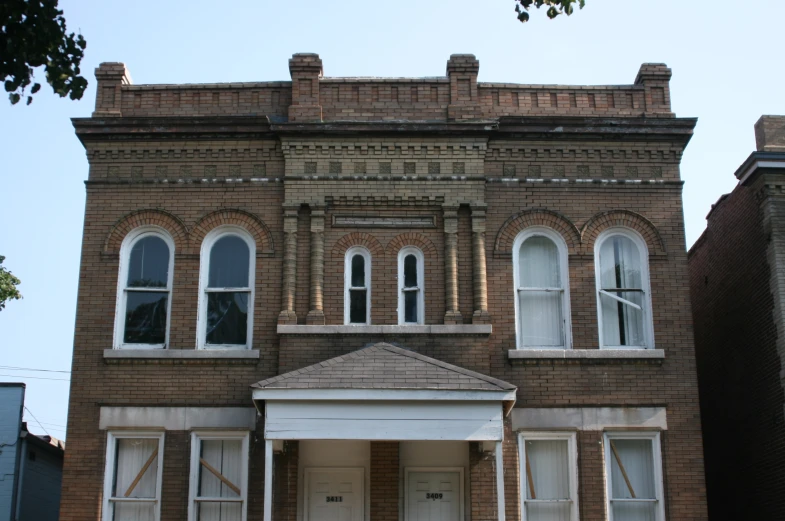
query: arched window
[
  {"left": 114, "top": 228, "right": 174, "bottom": 349},
  {"left": 513, "top": 228, "right": 571, "bottom": 349},
  {"left": 595, "top": 228, "right": 654, "bottom": 349},
  {"left": 344, "top": 247, "right": 371, "bottom": 325},
  {"left": 198, "top": 227, "right": 255, "bottom": 349},
  {"left": 398, "top": 247, "right": 424, "bottom": 325}
]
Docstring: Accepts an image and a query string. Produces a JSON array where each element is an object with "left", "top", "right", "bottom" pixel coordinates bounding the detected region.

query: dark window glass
[
  {"left": 351, "top": 254, "right": 365, "bottom": 287},
  {"left": 404, "top": 291, "right": 417, "bottom": 323},
  {"left": 208, "top": 236, "right": 250, "bottom": 288},
  {"left": 206, "top": 292, "right": 248, "bottom": 345},
  {"left": 404, "top": 254, "right": 417, "bottom": 288},
  {"left": 127, "top": 236, "right": 169, "bottom": 288},
  {"left": 349, "top": 289, "right": 367, "bottom": 323},
  {"left": 124, "top": 292, "right": 168, "bottom": 344}
]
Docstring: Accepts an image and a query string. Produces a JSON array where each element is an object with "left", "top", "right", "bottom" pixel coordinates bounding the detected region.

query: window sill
[
  {"left": 508, "top": 349, "right": 664, "bottom": 364},
  {"left": 277, "top": 324, "right": 492, "bottom": 335},
  {"left": 104, "top": 349, "right": 260, "bottom": 364}
]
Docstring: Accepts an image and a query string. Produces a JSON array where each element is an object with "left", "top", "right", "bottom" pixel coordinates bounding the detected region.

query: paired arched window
[
  {"left": 198, "top": 227, "right": 255, "bottom": 349},
  {"left": 344, "top": 247, "right": 371, "bottom": 325},
  {"left": 115, "top": 228, "right": 175, "bottom": 349},
  {"left": 513, "top": 228, "right": 571, "bottom": 349},
  {"left": 398, "top": 247, "right": 424, "bottom": 325},
  {"left": 594, "top": 228, "right": 653, "bottom": 349}
]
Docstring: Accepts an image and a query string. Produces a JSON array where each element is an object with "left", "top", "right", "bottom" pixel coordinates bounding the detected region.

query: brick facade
[{"left": 62, "top": 54, "right": 707, "bottom": 521}]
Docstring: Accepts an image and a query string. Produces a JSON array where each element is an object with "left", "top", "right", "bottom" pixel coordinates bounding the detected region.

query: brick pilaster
[
  {"left": 307, "top": 204, "right": 326, "bottom": 325},
  {"left": 370, "top": 441, "right": 399, "bottom": 521},
  {"left": 444, "top": 205, "right": 463, "bottom": 324},
  {"left": 471, "top": 202, "right": 490, "bottom": 323},
  {"left": 279, "top": 204, "right": 300, "bottom": 324}
]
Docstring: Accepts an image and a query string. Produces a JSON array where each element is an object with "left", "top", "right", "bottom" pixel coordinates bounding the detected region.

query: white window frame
[
  {"left": 102, "top": 431, "right": 165, "bottom": 521},
  {"left": 594, "top": 227, "right": 655, "bottom": 350},
  {"left": 512, "top": 227, "right": 572, "bottom": 349},
  {"left": 188, "top": 431, "right": 249, "bottom": 521},
  {"left": 397, "top": 246, "right": 425, "bottom": 325},
  {"left": 344, "top": 246, "right": 371, "bottom": 325},
  {"left": 603, "top": 431, "right": 665, "bottom": 521},
  {"left": 196, "top": 226, "right": 256, "bottom": 350},
  {"left": 518, "top": 431, "right": 579, "bottom": 521},
  {"left": 113, "top": 227, "right": 175, "bottom": 350}
]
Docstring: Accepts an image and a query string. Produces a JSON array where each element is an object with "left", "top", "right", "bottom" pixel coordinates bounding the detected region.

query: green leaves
[
  {"left": 1, "top": 0, "right": 88, "bottom": 105},
  {"left": 0, "top": 256, "right": 22, "bottom": 311},
  {"left": 515, "top": 0, "right": 585, "bottom": 23}
]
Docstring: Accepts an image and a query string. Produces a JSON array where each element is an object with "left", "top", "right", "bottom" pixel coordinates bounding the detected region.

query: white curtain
[
  {"left": 525, "top": 440, "right": 571, "bottom": 521},
  {"left": 599, "top": 236, "right": 644, "bottom": 346},
  {"left": 519, "top": 237, "right": 563, "bottom": 347},
  {"left": 610, "top": 439, "right": 656, "bottom": 521},
  {"left": 112, "top": 438, "right": 158, "bottom": 521},
  {"left": 197, "top": 439, "right": 243, "bottom": 521}
]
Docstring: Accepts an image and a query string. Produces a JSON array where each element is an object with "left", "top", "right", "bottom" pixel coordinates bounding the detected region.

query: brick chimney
[
  {"left": 93, "top": 62, "right": 132, "bottom": 117},
  {"left": 288, "top": 53, "right": 323, "bottom": 122},
  {"left": 446, "top": 54, "right": 482, "bottom": 121},
  {"left": 755, "top": 116, "right": 785, "bottom": 152},
  {"left": 634, "top": 63, "right": 673, "bottom": 116}
]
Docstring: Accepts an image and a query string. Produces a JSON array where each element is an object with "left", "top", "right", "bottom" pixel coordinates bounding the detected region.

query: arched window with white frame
[
  {"left": 398, "top": 246, "right": 424, "bottom": 325},
  {"left": 594, "top": 227, "right": 654, "bottom": 349},
  {"left": 344, "top": 246, "right": 371, "bottom": 325},
  {"left": 513, "top": 227, "right": 571, "bottom": 349},
  {"left": 198, "top": 227, "right": 255, "bottom": 349},
  {"left": 114, "top": 227, "right": 175, "bottom": 349}
]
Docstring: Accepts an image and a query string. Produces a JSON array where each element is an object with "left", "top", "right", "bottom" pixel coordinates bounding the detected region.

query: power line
[
  {"left": 0, "top": 365, "right": 70, "bottom": 374},
  {"left": 0, "top": 374, "right": 70, "bottom": 382},
  {"left": 24, "top": 407, "right": 50, "bottom": 437}
]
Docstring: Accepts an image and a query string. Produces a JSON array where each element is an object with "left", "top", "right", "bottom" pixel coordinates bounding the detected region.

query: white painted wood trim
[
  {"left": 496, "top": 442, "right": 506, "bottom": 521},
  {"left": 344, "top": 246, "right": 372, "bottom": 325},
  {"left": 517, "top": 432, "right": 579, "bottom": 521},
  {"left": 603, "top": 432, "right": 665, "bottom": 521},
  {"left": 188, "top": 431, "right": 249, "bottom": 521},
  {"left": 512, "top": 226, "right": 572, "bottom": 350},
  {"left": 303, "top": 467, "right": 364, "bottom": 521},
  {"left": 254, "top": 389, "right": 516, "bottom": 402},
  {"left": 512, "top": 407, "right": 667, "bottom": 431},
  {"left": 102, "top": 431, "right": 165, "bottom": 521},
  {"left": 99, "top": 406, "right": 257, "bottom": 430},
  {"left": 507, "top": 349, "right": 664, "bottom": 360},
  {"left": 404, "top": 467, "right": 465, "bottom": 521},
  {"left": 113, "top": 227, "right": 175, "bottom": 350},
  {"left": 398, "top": 246, "right": 425, "bottom": 325},
  {"left": 103, "top": 349, "right": 260, "bottom": 360},
  {"left": 277, "top": 324, "right": 492, "bottom": 335},
  {"left": 264, "top": 439, "right": 273, "bottom": 521}
]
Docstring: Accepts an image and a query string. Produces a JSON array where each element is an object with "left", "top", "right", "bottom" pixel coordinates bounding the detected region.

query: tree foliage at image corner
[
  {"left": 0, "top": 256, "right": 22, "bottom": 311},
  {"left": 515, "top": 0, "right": 586, "bottom": 23},
  {"left": 1, "top": 0, "right": 87, "bottom": 105}
]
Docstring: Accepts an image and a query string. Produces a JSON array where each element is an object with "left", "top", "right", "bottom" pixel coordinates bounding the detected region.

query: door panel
[
  {"left": 407, "top": 471, "right": 461, "bottom": 521},
  {"left": 306, "top": 468, "right": 363, "bottom": 521}
]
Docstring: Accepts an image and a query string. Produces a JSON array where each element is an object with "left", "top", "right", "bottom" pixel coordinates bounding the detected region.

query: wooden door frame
[{"left": 404, "top": 467, "right": 465, "bottom": 521}]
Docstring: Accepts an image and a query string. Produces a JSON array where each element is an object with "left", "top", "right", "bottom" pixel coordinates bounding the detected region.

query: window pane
[
  {"left": 127, "top": 236, "right": 169, "bottom": 288},
  {"left": 112, "top": 502, "right": 155, "bottom": 521},
  {"left": 520, "top": 291, "right": 563, "bottom": 347},
  {"left": 349, "top": 289, "right": 367, "bottom": 323},
  {"left": 124, "top": 292, "right": 168, "bottom": 344},
  {"left": 600, "top": 236, "right": 642, "bottom": 290},
  {"left": 404, "top": 290, "right": 418, "bottom": 323},
  {"left": 525, "top": 503, "right": 571, "bottom": 521},
  {"left": 196, "top": 502, "right": 242, "bottom": 521},
  {"left": 206, "top": 292, "right": 248, "bottom": 345},
  {"left": 600, "top": 291, "right": 644, "bottom": 346},
  {"left": 526, "top": 440, "right": 570, "bottom": 500},
  {"left": 113, "top": 438, "right": 158, "bottom": 499},
  {"left": 198, "top": 439, "right": 243, "bottom": 499},
  {"left": 611, "top": 502, "right": 656, "bottom": 521},
  {"left": 404, "top": 254, "right": 418, "bottom": 287},
  {"left": 610, "top": 439, "right": 656, "bottom": 499},
  {"left": 208, "top": 236, "right": 250, "bottom": 288},
  {"left": 519, "top": 236, "right": 560, "bottom": 288},
  {"left": 351, "top": 254, "right": 365, "bottom": 287}
]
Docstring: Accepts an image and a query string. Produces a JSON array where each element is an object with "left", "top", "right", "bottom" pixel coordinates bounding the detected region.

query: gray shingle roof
[{"left": 251, "top": 343, "right": 516, "bottom": 391}]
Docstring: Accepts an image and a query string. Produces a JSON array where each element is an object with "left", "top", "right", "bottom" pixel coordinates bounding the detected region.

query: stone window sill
[
  {"left": 277, "top": 324, "right": 492, "bottom": 335},
  {"left": 508, "top": 349, "right": 664, "bottom": 364},
  {"left": 103, "top": 349, "right": 260, "bottom": 364}
]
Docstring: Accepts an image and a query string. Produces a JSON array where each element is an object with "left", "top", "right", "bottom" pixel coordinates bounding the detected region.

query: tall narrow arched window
[
  {"left": 115, "top": 228, "right": 174, "bottom": 349},
  {"left": 513, "top": 228, "right": 571, "bottom": 349},
  {"left": 344, "top": 247, "right": 371, "bottom": 325},
  {"left": 398, "top": 247, "right": 424, "bottom": 325},
  {"left": 198, "top": 227, "right": 255, "bottom": 349},
  {"left": 595, "top": 228, "right": 654, "bottom": 349}
]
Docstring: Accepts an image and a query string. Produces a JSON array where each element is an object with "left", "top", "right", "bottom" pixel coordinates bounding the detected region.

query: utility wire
[
  {"left": 24, "top": 406, "right": 51, "bottom": 437},
  {"left": 0, "top": 365, "right": 71, "bottom": 374},
  {"left": 0, "top": 374, "right": 69, "bottom": 382}
]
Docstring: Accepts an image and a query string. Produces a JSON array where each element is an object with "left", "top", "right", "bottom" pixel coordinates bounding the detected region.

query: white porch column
[
  {"left": 495, "top": 441, "right": 505, "bottom": 521},
  {"left": 264, "top": 439, "right": 273, "bottom": 521}
]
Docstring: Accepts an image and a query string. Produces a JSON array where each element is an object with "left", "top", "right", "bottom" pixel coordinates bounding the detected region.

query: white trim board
[
  {"left": 253, "top": 389, "right": 516, "bottom": 402},
  {"left": 99, "top": 406, "right": 257, "bottom": 430},
  {"left": 512, "top": 407, "right": 667, "bottom": 431}
]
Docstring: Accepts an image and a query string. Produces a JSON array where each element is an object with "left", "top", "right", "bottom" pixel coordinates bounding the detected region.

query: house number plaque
[
  {"left": 426, "top": 493, "right": 443, "bottom": 500},
  {"left": 326, "top": 496, "right": 343, "bottom": 503}
]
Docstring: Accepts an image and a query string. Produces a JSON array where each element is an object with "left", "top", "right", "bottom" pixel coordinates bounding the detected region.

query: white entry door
[
  {"left": 407, "top": 471, "right": 462, "bottom": 521},
  {"left": 305, "top": 468, "right": 364, "bottom": 521}
]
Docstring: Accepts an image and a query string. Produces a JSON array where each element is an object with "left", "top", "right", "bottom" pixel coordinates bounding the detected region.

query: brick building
[
  {"left": 62, "top": 53, "right": 708, "bottom": 521},
  {"left": 688, "top": 116, "right": 785, "bottom": 520}
]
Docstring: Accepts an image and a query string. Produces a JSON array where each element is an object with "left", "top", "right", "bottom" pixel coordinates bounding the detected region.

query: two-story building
[{"left": 61, "top": 53, "right": 708, "bottom": 521}]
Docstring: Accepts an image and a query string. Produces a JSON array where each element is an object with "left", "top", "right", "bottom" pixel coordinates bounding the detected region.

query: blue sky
[{"left": 1, "top": 0, "right": 784, "bottom": 439}]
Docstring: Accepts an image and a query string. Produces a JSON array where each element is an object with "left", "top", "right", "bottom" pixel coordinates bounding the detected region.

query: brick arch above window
[
  {"left": 580, "top": 209, "right": 667, "bottom": 256},
  {"left": 104, "top": 209, "right": 188, "bottom": 255},
  {"left": 385, "top": 233, "right": 438, "bottom": 259},
  {"left": 189, "top": 209, "right": 274, "bottom": 256},
  {"left": 331, "top": 232, "right": 385, "bottom": 258},
  {"left": 494, "top": 209, "right": 580, "bottom": 256}
]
